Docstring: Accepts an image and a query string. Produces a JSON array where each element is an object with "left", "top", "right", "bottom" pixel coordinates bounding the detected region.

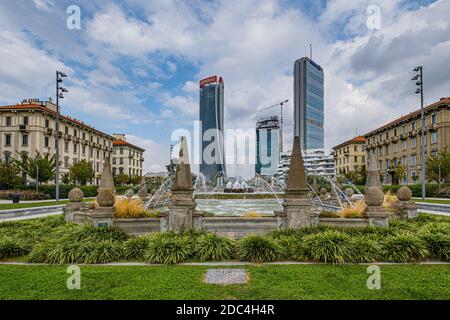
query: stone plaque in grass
[{"left": 204, "top": 269, "right": 248, "bottom": 285}]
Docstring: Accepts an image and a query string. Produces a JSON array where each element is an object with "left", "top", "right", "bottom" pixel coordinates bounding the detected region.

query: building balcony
[
  {"left": 391, "top": 136, "right": 399, "bottom": 142},
  {"left": 46, "top": 127, "right": 53, "bottom": 135},
  {"left": 400, "top": 133, "right": 408, "bottom": 140},
  {"left": 427, "top": 123, "right": 438, "bottom": 131},
  {"left": 19, "top": 124, "right": 28, "bottom": 132}
]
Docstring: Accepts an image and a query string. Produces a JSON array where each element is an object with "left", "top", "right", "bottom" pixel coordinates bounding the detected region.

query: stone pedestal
[
  {"left": 398, "top": 201, "right": 418, "bottom": 219},
  {"left": 365, "top": 206, "right": 390, "bottom": 227},
  {"left": 92, "top": 207, "right": 115, "bottom": 227},
  {"left": 283, "top": 189, "right": 311, "bottom": 228},
  {"left": 168, "top": 190, "right": 195, "bottom": 231}
]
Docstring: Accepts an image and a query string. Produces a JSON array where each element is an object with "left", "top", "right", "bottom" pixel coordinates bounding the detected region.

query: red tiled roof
[
  {"left": 333, "top": 135, "right": 366, "bottom": 150},
  {"left": 0, "top": 103, "right": 114, "bottom": 139},
  {"left": 364, "top": 97, "right": 450, "bottom": 137},
  {"left": 113, "top": 139, "right": 145, "bottom": 152}
]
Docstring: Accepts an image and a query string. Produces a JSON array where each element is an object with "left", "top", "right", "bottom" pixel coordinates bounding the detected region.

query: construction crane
[{"left": 257, "top": 99, "right": 289, "bottom": 153}]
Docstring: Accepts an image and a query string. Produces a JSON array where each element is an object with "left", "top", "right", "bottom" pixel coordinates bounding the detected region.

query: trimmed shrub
[
  {"left": 382, "top": 233, "right": 428, "bottom": 262},
  {"left": 145, "top": 235, "right": 192, "bottom": 265},
  {"left": 302, "top": 230, "right": 351, "bottom": 264},
  {"left": 70, "top": 225, "right": 129, "bottom": 242},
  {"left": 275, "top": 236, "right": 306, "bottom": 261},
  {"left": 194, "top": 233, "right": 235, "bottom": 261},
  {"left": 237, "top": 235, "right": 280, "bottom": 263},
  {"left": 0, "top": 190, "right": 50, "bottom": 200},
  {"left": 0, "top": 237, "right": 29, "bottom": 259},
  {"left": 348, "top": 237, "right": 382, "bottom": 263}
]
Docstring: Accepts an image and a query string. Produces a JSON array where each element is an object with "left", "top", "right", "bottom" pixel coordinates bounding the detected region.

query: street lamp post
[
  {"left": 55, "top": 71, "right": 68, "bottom": 203},
  {"left": 412, "top": 66, "right": 425, "bottom": 200}
]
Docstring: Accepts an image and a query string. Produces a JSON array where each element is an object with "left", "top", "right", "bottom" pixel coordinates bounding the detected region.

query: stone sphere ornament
[
  {"left": 320, "top": 187, "right": 327, "bottom": 195},
  {"left": 344, "top": 188, "right": 355, "bottom": 197},
  {"left": 397, "top": 186, "right": 412, "bottom": 201},
  {"left": 364, "top": 187, "right": 385, "bottom": 206},
  {"left": 96, "top": 189, "right": 115, "bottom": 207},
  {"left": 68, "top": 188, "right": 84, "bottom": 202},
  {"left": 125, "top": 189, "right": 134, "bottom": 199}
]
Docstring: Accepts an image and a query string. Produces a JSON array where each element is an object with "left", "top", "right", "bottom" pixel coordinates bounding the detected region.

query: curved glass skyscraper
[
  {"left": 199, "top": 76, "right": 226, "bottom": 182},
  {"left": 294, "top": 57, "right": 324, "bottom": 150}
]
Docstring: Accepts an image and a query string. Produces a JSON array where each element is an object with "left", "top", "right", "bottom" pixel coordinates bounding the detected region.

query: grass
[
  {"left": 413, "top": 198, "right": 450, "bottom": 205},
  {"left": 0, "top": 198, "right": 94, "bottom": 210},
  {"left": 0, "top": 264, "right": 448, "bottom": 300}
]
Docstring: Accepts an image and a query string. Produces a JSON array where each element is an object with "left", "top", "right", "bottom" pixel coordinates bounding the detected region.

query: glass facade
[
  {"left": 255, "top": 116, "right": 280, "bottom": 176},
  {"left": 199, "top": 77, "right": 226, "bottom": 182},
  {"left": 294, "top": 57, "right": 324, "bottom": 150}
]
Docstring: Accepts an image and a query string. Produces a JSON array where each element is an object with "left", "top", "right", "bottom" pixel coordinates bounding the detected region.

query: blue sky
[{"left": 0, "top": 0, "right": 449, "bottom": 176}]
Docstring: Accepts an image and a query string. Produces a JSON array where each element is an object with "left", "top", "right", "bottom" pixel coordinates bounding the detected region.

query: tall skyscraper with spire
[
  {"left": 293, "top": 57, "right": 324, "bottom": 150},
  {"left": 199, "top": 75, "right": 226, "bottom": 182}
]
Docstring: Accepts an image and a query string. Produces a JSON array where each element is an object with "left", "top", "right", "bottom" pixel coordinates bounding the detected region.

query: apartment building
[
  {"left": 111, "top": 134, "right": 145, "bottom": 177},
  {"left": 0, "top": 99, "right": 115, "bottom": 185},
  {"left": 332, "top": 136, "right": 367, "bottom": 175},
  {"left": 364, "top": 97, "right": 450, "bottom": 185}
]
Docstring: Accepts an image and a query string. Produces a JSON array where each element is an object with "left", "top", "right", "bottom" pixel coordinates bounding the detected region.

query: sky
[{"left": 0, "top": 0, "right": 449, "bottom": 178}]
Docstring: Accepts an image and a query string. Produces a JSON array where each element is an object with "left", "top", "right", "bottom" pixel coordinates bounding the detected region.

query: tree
[
  {"left": 0, "top": 160, "right": 21, "bottom": 189},
  {"left": 13, "top": 151, "right": 56, "bottom": 185},
  {"left": 68, "top": 160, "right": 94, "bottom": 185},
  {"left": 426, "top": 148, "right": 450, "bottom": 183},
  {"left": 114, "top": 173, "right": 130, "bottom": 186},
  {"left": 395, "top": 164, "right": 405, "bottom": 184},
  {"left": 129, "top": 175, "right": 142, "bottom": 186}
]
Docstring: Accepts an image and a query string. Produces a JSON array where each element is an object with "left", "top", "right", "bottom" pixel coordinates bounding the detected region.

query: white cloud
[{"left": 125, "top": 134, "right": 168, "bottom": 174}]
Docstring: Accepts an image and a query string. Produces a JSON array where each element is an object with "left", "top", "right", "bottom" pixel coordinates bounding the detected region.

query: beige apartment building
[
  {"left": 364, "top": 97, "right": 450, "bottom": 185},
  {"left": 111, "top": 134, "right": 145, "bottom": 177},
  {"left": 0, "top": 99, "right": 115, "bottom": 185},
  {"left": 332, "top": 136, "right": 367, "bottom": 175}
]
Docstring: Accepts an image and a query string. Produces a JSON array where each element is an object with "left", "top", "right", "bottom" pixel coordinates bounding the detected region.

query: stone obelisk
[
  {"left": 168, "top": 137, "right": 195, "bottom": 231},
  {"left": 283, "top": 136, "right": 311, "bottom": 228},
  {"left": 365, "top": 152, "right": 382, "bottom": 189}
]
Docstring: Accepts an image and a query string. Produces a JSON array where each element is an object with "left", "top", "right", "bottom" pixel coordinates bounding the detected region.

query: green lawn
[
  {"left": 0, "top": 264, "right": 448, "bottom": 300},
  {"left": 413, "top": 198, "right": 450, "bottom": 205},
  {"left": 0, "top": 198, "right": 94, "bottom": 210}
]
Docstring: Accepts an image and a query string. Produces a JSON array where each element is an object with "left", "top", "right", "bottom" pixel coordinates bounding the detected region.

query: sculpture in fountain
[{"left": 282, "top": 136, "right": 311, "bottom": 228}]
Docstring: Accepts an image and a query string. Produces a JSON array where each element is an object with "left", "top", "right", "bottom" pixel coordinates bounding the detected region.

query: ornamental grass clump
[
  {"left": 123, "top": 236, "right": 151, "bottom": 260},
  {"left": 114, "top": 198, "right": 146, "bottom": 218},
  {"left": 237, "top": 234, "right": 280, "bottom": 263},
  {"left": 382, "top": 232, "right": 428, "bottom": 263},
  {"left": 275, "top": 236, "right": 306, "bottom": 261},
  {"left": 0, "top": 237, "right": 29, "bottom": 260},
  {"left": 302, "top": 230, "right": 351, "bottom": 264},
  {"left": 145, "top": 234, "right": 192, "bottom": 265},
  {"left": 419, "top": 232, "right": 450, "bottom": 261},
  {"left": 194, "top": 233, "right": 235, "bottom": 261},
  {"left": 339, "top": 200, "right": 367, "bottom": 218},
  {"left": 348, "top": 237, "right": 382, "bottom": 263}
]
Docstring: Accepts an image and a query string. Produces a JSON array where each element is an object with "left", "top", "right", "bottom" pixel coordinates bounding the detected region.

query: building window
[
  {"left": 362, "top": 155, "right": 365, "bottom": 163},
  {"left": 45, "top": 119, "right": 49, "bottom": 128},
  {"left": 97, "top": 150, "right": 100, "bottom": 158},
  {"left": 402, "top": 140, "right": 407, "bottom": 151},
  {"left": 411, "top": 155, "right": 417, "bottom": 166},
  {"left": 65, "top": 126, "right": 69, "bottom": 134},
  {"left": 119, "top": 158, "right": 123, "bottom": 165},
  {"left": 120, "top": 148, "right": 123, "bottom": 155},
  {"left": 431, "top": 132, "right": 437, "bottom": 144},
  {"left": 402, "top": 156, "right": 407, "bottom": 166},
  {"left": 64, "top": 142, "right": 69, "bottom": 152},
  {"left": 394, "top": 129, "right": 397, "bottom": 136},
  {"left": 5, "top": 134, "right": 11, "bottom": 146},
  {"left": 90, "top": 148, "right": 93, "bottom": 157},
  {"left": 82, "top": 146, "right": 86, "bottom": 155},
  {"left": 410, "top": 138, "right": 416, "bottom": 148},
  {"left": 393, "top": 143, "right": 398, "bottom": 153},
  {"left": 431, "top": 114, "right": 436, "bottom": 124},
  {"left": 74, "top": 129, "right": 77, "bottom": 137},
  {"left": 44, "top": 136, "right": 49, "bottom": 147},
  {"left": 354, "top": 156, "right": 358, "bottom": 162},
  {"left": 6, "top": 116, "right": 11, "bottom": 126},
  {"left": 23, "top": 116, "right": 28, "bottom": 125},
  {"left": 402, "top": 125, "right": 406, "bottom": 134},
  {"left": 362, "top": 145, "right": 366, "bottom": 152},
  {"left": 385, "top": 145, "right": 389, "bottom": 154},
  {"left": 112, "top": 158, "right": 116, "bottom": 165},
  {"left": 354, "top": 145, "right": 358, "bottom": 152},
  {"left": 411, "top": 121, "right": 416, "bottom": 131},
  {"left": 64, "top": 158, "right": 69, "bottom": 168},
  {"left": 82, "top": 132, "right": 86, "bottom": 140},
  {"left": 73, "top": 144, "right": 77, "bottom": 154},
  {"left": 22, "top": 134, "right": 28, "bottom": 146},
  {"left": 96, "top": 163, "right": 99, "bottom": 172}
]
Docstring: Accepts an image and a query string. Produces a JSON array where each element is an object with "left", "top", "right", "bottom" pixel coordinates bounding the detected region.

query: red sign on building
[{"left": 199, "top": 75, "right": 223, "bottom": 88}]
